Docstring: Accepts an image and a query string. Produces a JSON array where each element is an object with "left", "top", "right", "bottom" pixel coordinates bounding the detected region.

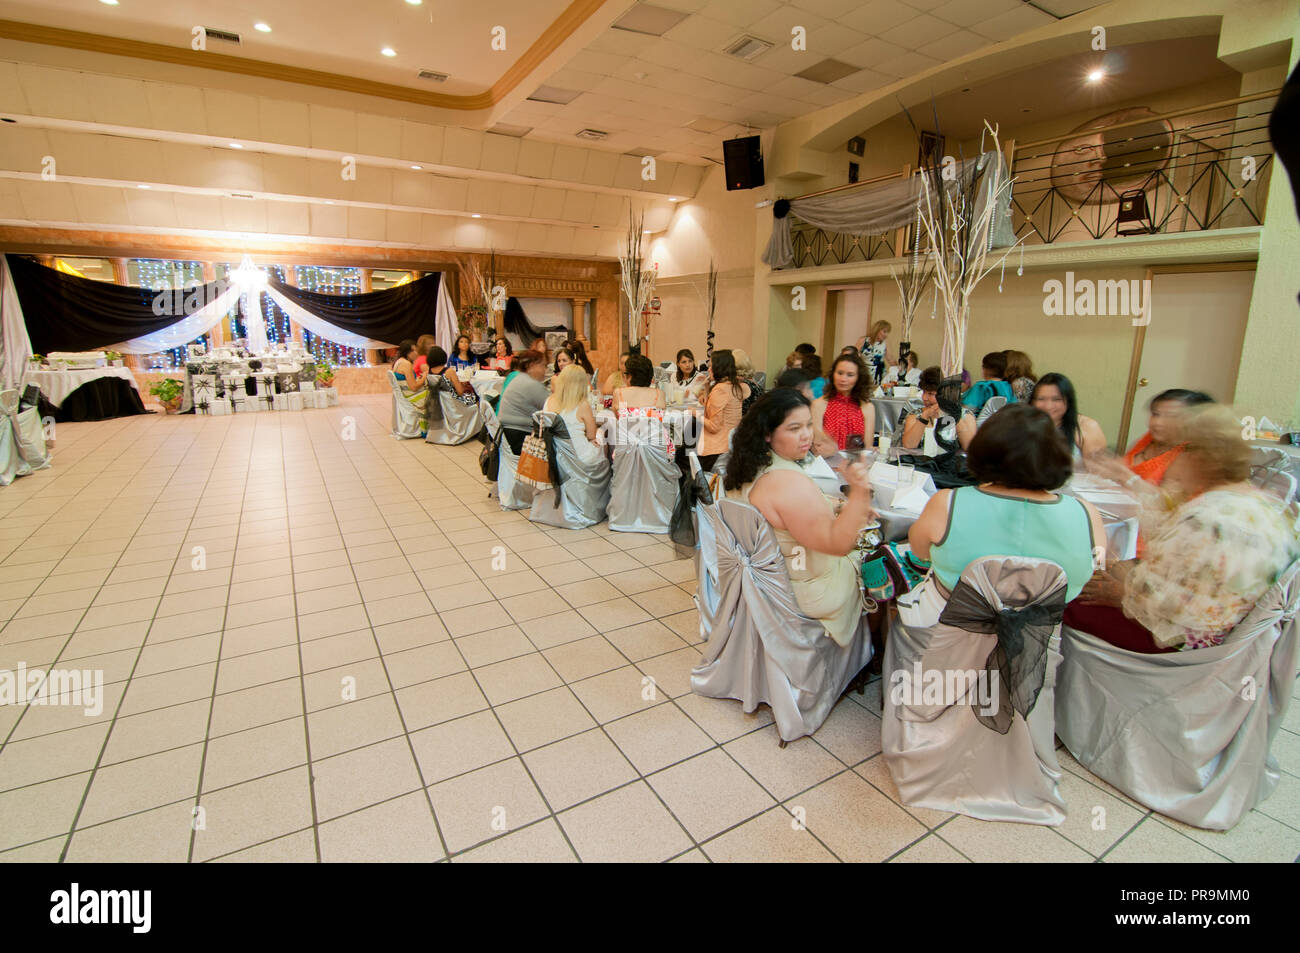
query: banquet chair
[
  {"left": 687, "top": 452, "right": 722, "bottom": 642},
  {"left": 1251, "top": 466, "right": 1298, "bottom": 505},
  {"left": 751, "top": 371, "right": 766, "bottom": 390},
  {"left": 495, "top": 432, "right": 536, "bottom": 512},
  {"left": 882, "top": 555, "right": 1071, "bottom": 825},
  {"left": 976, "top": 395, "right": 1007, "bottom": 426},
  {"left": 424, "top": 378, "right": 483, "bottom": 446},
  {"left": 480, "top": 396, "right": 503, "bottom": 445},
  {"left": 2, "top": 388, "right": 50, "bottom": 473},
  {"left": 690, "top": 497, "right": 873, "bottom": 744},
  {"left": 526, "top": 411, "right": 610, "bottom": 530},
  {"left": 608, "top": 413, "right": 679, "bottom": 534},
  {"left": 386, "top": 371, "right": 425, "bottom": 440},
  {"left": 1056, "top": 557, "right": 1300, "bottom": 831},
  {"left": 0, "top": 390, "right": 33, "bottom": 486}
]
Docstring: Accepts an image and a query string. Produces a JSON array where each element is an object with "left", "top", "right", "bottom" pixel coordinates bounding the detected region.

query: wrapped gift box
[
  {"left": 312, "top": 390, "right": 331, "bottom": 409},
  {"left": 286, "top": 393, "right": 304, "bottom": 412},
  {"left": 299, "top": 380, "right": 315, "bottom": 393},
  {"left": 209, "top": 398, "right": 232, "bottom": 416},
  {"left": 272, "top": 394, "right": 288, "bottom": 411},
  {"left": 323, "top": 387, "right": 339, "bottom": 406}
]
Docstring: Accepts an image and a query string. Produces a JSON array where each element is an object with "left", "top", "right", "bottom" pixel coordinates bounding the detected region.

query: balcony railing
[{"left": 785, "top": 90, "right": 1278, "bottom": 269}]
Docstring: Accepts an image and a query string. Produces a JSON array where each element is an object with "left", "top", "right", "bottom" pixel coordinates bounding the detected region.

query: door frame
[
  {"left": 821, "top": 283, "right": 874, "bottom": 358},
  {"left": 1116, "top": 261, "right": 1256, "bottom": 451}
]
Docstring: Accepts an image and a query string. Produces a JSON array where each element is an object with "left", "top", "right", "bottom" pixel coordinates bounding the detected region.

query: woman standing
[
  {"left": 811, "top": 353, "right": 876, "bottom": 455},
  {"left": 697, "top": 350, "right": 750, "bottom": 471},
  {"left": 856, "top": 320, "right": 892, "bottom": 386},
  {"left": 448, "top": 335, "right": 477, "bottom": 372},
  {"left": 1031, "top": 372, "right": 1107, "bottom": 460}
]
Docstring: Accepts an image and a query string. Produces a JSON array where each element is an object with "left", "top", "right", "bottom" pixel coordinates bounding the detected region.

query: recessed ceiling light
[
  {"left": 137, "top": 184, "right": 151, "bottom": 189},
  {"left": 410, "top": 164, "right": 421, "bottom": 170},
  {"left": 471, "top": 214, "right": 481, "bottom": 218},
  {"left": 1087, "top": 68, "right": 1105, "bottom": 82},
  {"left": 381, "top": 47, "right": 397, "bottom": 58},
  {"left": 669, "top": 196, "right": 683, "bottom": 202},
  {"left": 98, "top": 0, "right": 118, "bottom": 5},
  {"left": 325, "top": 200, "right": 334, "bottom": 204},
  {"left": 254, "top": 23, "right": 271, "bottom": 33},
  {"left": 228, "top": 142, "right": 243, "bottom": 149},
  {"left": 405, "top": 0, "right": 422, "bottom": 5}
]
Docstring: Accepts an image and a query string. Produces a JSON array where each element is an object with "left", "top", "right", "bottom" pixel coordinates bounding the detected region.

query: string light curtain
[
  {"left": 128, "top": 259, "right": 208, "bottom": 369},
  {"left": 294, "top": 266, "right": 369, "bottom": 367}
]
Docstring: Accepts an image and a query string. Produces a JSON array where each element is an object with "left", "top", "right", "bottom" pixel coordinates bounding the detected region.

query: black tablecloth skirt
[{"left": 54, "top": 378, "right": 149, "bottom": 422}]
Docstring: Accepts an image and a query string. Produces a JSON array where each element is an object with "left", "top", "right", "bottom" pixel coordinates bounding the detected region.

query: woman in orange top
[
  {"left": 697, "top": 349, "right": 750, "bottom": 471},
  {"left": 1124, "top": 389, "right": 1215, "bottom": 485}
]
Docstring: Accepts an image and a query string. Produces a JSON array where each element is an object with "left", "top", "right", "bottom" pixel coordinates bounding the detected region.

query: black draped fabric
[
  {"left": 6, "top": 254, "right": 224, "bottom": 355},
  {"left": 55, "top": 378, "right": 148, "bottom": 422},
  {"left": 502, "top": 297, "right": 565, "bottom": 346},
  {"left": 267, "top": 273, "right": 439, "bottom": 346},
  {"left": 1269, "top": 62, "right": 1300, "bottom": 223},
  {"left": 938, "top": 580, "right": 1067, "bottom": 735}
]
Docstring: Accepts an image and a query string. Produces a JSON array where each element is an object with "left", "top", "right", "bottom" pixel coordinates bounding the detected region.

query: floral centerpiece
[
  {"left": 148, "top": 377, "right": 184, "bottom": 414},
  {"left": 104, "top": 350, "right": 123, "bottom": 367},
  {"left": 28, "top": 354, "right": 43, "bottom": 366},
  {"left": 460, "top": 304, "right": 488, "bottom": 340},
  {"left": 315, "top": 357, "right": 335, "bottom": 388}
]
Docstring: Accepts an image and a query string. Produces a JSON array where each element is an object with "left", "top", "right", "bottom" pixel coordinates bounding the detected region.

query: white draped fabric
[
  {"left": 762, "top": 152, "right": 1013, "bottom": 269},
  {"left": 435, "top": 275, "right": 458, "bottom": 355},
  {"left": 116, "top": 283, "right": 244, "bottom": 354},
  {"left": 263, "top": 286, "right": 385, "bottom": 351},
  {"left": 0, "top": 257, "right": 33, "bottom": 392}
]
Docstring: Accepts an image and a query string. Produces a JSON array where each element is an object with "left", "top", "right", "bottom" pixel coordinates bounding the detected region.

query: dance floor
[{"left": 1, "top": 395, "right": 1297, "bottom": 863}]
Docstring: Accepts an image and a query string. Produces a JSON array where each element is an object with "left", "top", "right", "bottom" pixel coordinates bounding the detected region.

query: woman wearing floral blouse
[{"left": 1067, "top": 404, "right": 1299, "bottom": 652}]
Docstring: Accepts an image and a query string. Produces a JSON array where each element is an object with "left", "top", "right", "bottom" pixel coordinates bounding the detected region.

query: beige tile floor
[{"left": 1, "top": 394, "right": 1298, "bottom": 863}]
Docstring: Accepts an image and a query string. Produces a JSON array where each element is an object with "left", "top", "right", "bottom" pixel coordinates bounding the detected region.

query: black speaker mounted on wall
[{"left": 723, "top": 135, "right": 764, "bottom": 191}]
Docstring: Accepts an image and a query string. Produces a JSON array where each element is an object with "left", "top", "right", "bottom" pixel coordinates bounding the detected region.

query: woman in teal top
[{"left": 909, "top": 404, "right": 1105, "bottom": 601}]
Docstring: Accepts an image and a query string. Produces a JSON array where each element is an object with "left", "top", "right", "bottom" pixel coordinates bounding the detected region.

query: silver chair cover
[
  {"left": 690, "top": 471, "right": 723, "bottom": 643},
  {"left": 608, "top": 414, "right": 679, "bottom": 534},
  {"left": 425, "top": 379, "right": 483, "bottom": 445},
  {"left": 387, "top": 371, "right": 425, "bottom": 439},
  {"left": 480, "top": 398, "right": 503, "bottom": 444},
  {"left": 1056, "top": 558, "right": 1300, "bottom": 830},
  {"left": 0, "top": 389, "right": 30, "bottom": 486},
  {"left": 495, "top": 435, "right": 536, "bottom": 511},
  {"left": 882, "top": 556, "right": 1070, "bottom": 825},
  {"left": 690, "top": 498, "right": 873, "bottom": 742},
  {"left": 527, "top": 411, "right": 611, "bottom": 530},
  {"left": 976, "top": 395, "right": 1007, "bottom": 425},
  {"left": 14, "top": 407, "right": 50, "bottom": 471}
]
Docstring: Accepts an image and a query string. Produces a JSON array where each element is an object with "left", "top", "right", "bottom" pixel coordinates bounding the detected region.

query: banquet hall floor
[{"left": 1, "top": 395, "right": 1298, "bottom": 863}]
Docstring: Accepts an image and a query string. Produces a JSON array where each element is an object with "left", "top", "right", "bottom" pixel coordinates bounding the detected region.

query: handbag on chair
[{"left": 515, "top": 425, "right": 553, "bottom": 489}]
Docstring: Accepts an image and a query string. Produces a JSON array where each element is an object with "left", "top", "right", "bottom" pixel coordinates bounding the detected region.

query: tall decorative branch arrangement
[
  {"left": 705, "top": 260, "right": 717, "bottom": 369},
  {"left": 909, "top": 116, "right": 1021, "bottom": 377},
  {"left": 889, "top": 214, "right": 936, "bottom": 360},
  {"left": 619, "top": 212, "right": 656, "bottom": 354}
]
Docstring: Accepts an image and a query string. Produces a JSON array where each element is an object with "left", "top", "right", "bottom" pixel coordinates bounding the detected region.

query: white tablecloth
[
  {"left": 23, "top": 367, "right": 140, "bottom": 408},
  {"left": 1058, "top": 472, "right": 1141, "bottom": 561},
  {"left": 471, "top": 376, "right": 506, "bottom": 401}
]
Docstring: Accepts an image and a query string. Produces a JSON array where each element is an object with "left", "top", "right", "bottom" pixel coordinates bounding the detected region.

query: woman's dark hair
[
  {"left": 918, "top": 366, "right": 943, "bottom": 391},
  {"left": 981, "top": 351, "right": 1008, "bottom": 379},
  {"left": 710, "top": 349, "right": 744, "bottom": 399},
  {"left": 1032, "top": 372, "right": 1081, "bottom": 446},
  {"left": 494, "top": 337, "right": 513, "bottom": 355},
  {"left": 397, "top": 339, "right": 417, "bottom": 361},
  {"left": 775, "top": 367, "right": 812, "bottom": 390},
  {"left": 826, "top": 354, "right": 872, "bottom": 405},
  {"left": 801, "top": 353, "right": 822, "bottom": 378},
  {"left": 795, "top": 342, "right": 816, "bottom": 356},
  {"left": 455, "top": 335, "right": 471, "bottom": 354},
  {"left": 511, "top": 352, "right": 542, "bottom": 374},
  {"left": 425, "top": 345, "right": 448, "bottom": 369},
  {"left": 840, "top": 345, "right": 859, "bottom": 355},
  {"left": 966, "top": 403, "right": 1073, "bottom": 491},
  {"left": 905, "top": 352, "right": 919, "bottom": 369},
  {"left": 564, "top": 339, "right": 594, "bottom": 375},
  {"left": 625, "top": 354, "right": 655, "bottom": 387},
  {"left": 1150, "top": 388, "right": 1214, "bottom": 410},
  {"left": 674, "top": 348, "right": 696, "bottom": 384},
  {"left": 553, "top": 347, "right": 577, "bottom": 375},
  {"left": 723, "top": 389, "right": 812, "bottom": 491}
]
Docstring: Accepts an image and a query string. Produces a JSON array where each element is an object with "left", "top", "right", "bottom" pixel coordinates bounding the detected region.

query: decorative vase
[
  {"left": 898, "top": 341, "right": 911, "bottom": 363},
  {"left": 162, "top": 397, "right": 182, "bottom": 415}
]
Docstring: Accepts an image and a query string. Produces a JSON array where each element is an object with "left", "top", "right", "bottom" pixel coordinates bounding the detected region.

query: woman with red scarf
[{"left": 811, "top": 353, "right": 876, "bottom": 455}]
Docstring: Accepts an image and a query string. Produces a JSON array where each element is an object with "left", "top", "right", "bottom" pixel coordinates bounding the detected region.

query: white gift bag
[
  {"left": 272, "top": 394, "right": 288, "bottom": 411},
  {"left": 287, "top": 393, "right": 304, "bottom": 411}
]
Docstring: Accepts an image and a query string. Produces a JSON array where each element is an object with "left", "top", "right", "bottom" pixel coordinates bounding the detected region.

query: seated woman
[
  {"left": 811, "top": 353, "right": 876, "bottom": 456},
  {"left": 1003, "top": 349, "right": 1037, "bottom": 403},
  {"left": 486, "top": 337, "right": 513, "bottom": 372},
  {"left": 909, "top": 403, "right": 1105, "bottom": 603},
  {"left": 613, "top": 354, "right": 666, "bottom": 413},
  {"left": 553, "top": 346, "right": 577, "bottom": 378},
  {"left": 543, "top": 364, "right": 602, "bottom": 466},
  {"left": 803, "top": 354, "right": 826, "bottom": 399},
  {"left": 724, "top": 389, "right": 876, "bottom": 645},
  {"left": 732, "top": 348, "right": 764, "bottom": 417},
  {"left": 774, "top": 367, "right": 815, "bottom": 403},
  {"left": 412, "top": 334, "right": 437, "bottom": 377},
  {"left": 1121, "top": 388, "right": 1214, "bottom": 487},
  {"left": 883, "top": 352, "right": 921, "bottom": 389},
  {"left": 448, "top": 335, "right": 478, "bottom": 373},
  {"left": 697, "top": 350, "right": 751, "bottom": 472},
  {"left": 497, "top": 352, "right": 550, "bottom": 454},
  {"left": 601, "top": 352, "right": 631, "bottom": 397},
  {"left": 1031, "top": 372, "right": 1107, "bottom": 460},
  {"left": 564, "top": 339, "right": 595, "bottom": 377},
  {"left": 424, "top": 346, "right": 477, "bottom": 405},
  {"left": 960, "top": 351, "right": 1016, "bottom": 415},
  {"left": 392, "top": 339, "right": 427, "bottom": 394},
  {"left": 1067, "top": 404, "right": 1300, "bottom": 653},
  {"left": 899, "top": 367, "right": 977, "bottom": 453},
  {"left": 666, "top": 348, "right": 707, "bottom": 404}
]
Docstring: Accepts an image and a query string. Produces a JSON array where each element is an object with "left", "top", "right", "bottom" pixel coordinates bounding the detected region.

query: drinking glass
[{"left": 897, "top": 462, "right": 915, "bottom": 489}]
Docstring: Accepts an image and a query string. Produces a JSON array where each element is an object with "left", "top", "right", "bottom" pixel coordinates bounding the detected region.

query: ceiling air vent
[
  {"left": 229, "top": 192, "right": 255, "bottom": 200},
  {"left": 722, "top": 35, "right": 773, "bottom": 61},
  {"left": 417, "top": 69, "right": 448, "bottom": 83},
  {"left": 201, "top": 27, "right": 241, "bottom": 44},
  {"left": 575, "top": 129, "right": 608, "bottom": 141}
]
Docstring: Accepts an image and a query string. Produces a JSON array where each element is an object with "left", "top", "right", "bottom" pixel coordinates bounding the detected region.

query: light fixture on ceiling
[
  {"left": 1087, "top": 68, "right": 1105, "bottom": 82},
  {"left": 417, "top": 69, "right": 448, "bottom": 83},
  {"left": 612, "top": 3, "right": 688, "bottom": 37},
  {"left": 722, "top": 34, "right": 774, "bottom": 62},
  {"left": 228, "top": 142, "right": 243, "bottom": 149},
  {"left": 381, "top": 47, "right": 397, "bottom": 57},
  {"left": 405, "top": 0, "right": 422, "bottom": 5},
  {"left": 254, "top": 22, "right": 271, "bottom": 33},
  {"left": 669, "top": 196, "right": 682, "bottom": 202},
  {"left": 98, "top": 0, "right": 118, "bottom": 5},
  {"left": 325, "top": 200, "right": 335, "bottom": 204},
  {"left": 471, "top": 214, "right": 481, "bottom": 218},
  {"left": 410, "top": 164, "right": 422, "bottom": 170},
  {"left": 137, "top": 184, "right": 151, "bottom": 189}
]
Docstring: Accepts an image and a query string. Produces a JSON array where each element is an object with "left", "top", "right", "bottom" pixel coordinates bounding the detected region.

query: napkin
[
  {"left": 869, "top": 461, "right": 898, "bottom": 485},
  {"left": 803, "top": 454, "right": 839, "bottom": 482},
  {"left": 891, "top": 482, "right": 930, "bottom": 515},
  {"left": 873, "top": 387, "right": 886, "bottom": 398},
  {"left": 1259, "top": 416, "right": 1279, "bottom": 435}
]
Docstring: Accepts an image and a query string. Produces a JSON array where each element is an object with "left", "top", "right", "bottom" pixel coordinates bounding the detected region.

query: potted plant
[
  {"left": 148, "top": 377, "right": 184, "bottom": 414},
  {"left": 461, "top": 305, "right": 488, "bottom": 343},
  {"left": 104, "top": 350, "right": 124, "bottom": 367},
  {"left": 315, "top": 357, "right": 335, "bottom": 388},
  {"left": 28, "top": 354, "right": 44, "bottom": 367}
]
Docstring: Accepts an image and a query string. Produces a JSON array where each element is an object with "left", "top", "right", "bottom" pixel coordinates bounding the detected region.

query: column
[
  {"left": 571, "top": 298, "right": 589, "bottom": 346},
  {"left": 283, "top": 265, "right": 303, "bottom": 345},
  {"left": 203, "top": 261, "right": 225, "bottom": 349}
]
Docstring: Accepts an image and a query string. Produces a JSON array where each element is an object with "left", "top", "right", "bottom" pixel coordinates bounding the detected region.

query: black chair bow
[
  {"left": 535, "top": 414, "right": 570, "bottom": 504},
  {"left": 938, "top": 581, "right": 1067, "bottom": 735}
]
